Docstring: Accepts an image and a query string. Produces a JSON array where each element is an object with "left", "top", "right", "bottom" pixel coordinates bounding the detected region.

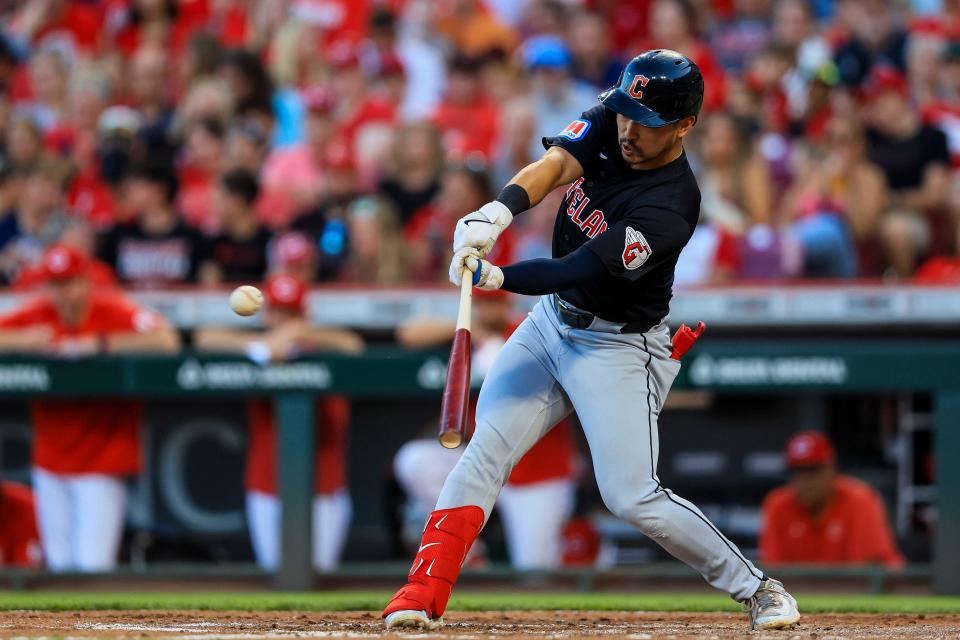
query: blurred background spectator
[
  {"left": 194, "top": 273, "right": 364, "bottom": 571},
  {"left": 0, "top": 244, "right": 180, "bottom": 571},
  {"left": 760, "top": 431, "right": 904, "bottom": 568}
]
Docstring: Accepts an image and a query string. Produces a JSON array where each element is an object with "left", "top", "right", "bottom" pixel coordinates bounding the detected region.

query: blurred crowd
[{"left": 0, "top": 0, "right": 956, "bottom": 291}]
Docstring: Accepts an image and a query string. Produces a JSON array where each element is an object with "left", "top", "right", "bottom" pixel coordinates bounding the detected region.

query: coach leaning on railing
[{"left": 0, "top": 245, "right": 180, "bottom": 572}]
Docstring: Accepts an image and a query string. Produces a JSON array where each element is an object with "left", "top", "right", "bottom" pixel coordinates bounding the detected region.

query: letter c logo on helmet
[{"left": 628, "top": 75, "right": 650, "bottom": 99}]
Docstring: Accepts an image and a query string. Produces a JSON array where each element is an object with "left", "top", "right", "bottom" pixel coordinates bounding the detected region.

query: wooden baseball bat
[{"left": 438, "top": 268, "right": 473, "bottom": 449}]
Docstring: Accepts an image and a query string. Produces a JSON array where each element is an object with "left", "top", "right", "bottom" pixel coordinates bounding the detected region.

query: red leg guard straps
[{"left": 382, "top": 505, "right": 485, "bottom": 619}]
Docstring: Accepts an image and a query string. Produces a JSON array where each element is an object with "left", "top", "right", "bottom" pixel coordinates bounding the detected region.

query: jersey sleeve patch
[
  {"left": 559, "top": 119, "right": 591, "bottom": 141},
  {"left": 622, "top": 226, "right": 652, "bottom": 270}
]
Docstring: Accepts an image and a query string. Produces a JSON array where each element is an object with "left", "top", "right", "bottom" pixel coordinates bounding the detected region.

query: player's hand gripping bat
[{"left": 438, "top": 268, "right": 473, "bottom": 448}]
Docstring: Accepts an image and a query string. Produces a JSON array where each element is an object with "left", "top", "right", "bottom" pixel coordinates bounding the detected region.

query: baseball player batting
[{"left": 383, "top": 50, "right": 801, "bottom": 632}]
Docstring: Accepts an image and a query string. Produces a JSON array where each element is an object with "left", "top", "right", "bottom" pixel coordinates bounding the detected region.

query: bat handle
[{"left": 456, "top": 268, "right": 473, "bottom": 331}]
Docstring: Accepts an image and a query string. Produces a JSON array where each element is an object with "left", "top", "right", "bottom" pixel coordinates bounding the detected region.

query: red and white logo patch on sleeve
[
  {"left": 622, "top": 226, "right": 652, "bottom": 270},
  {"left": 559, "top": 119, "right": 591, "bottom": 141}
]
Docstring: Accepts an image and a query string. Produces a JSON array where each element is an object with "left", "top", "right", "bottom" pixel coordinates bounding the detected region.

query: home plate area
[{"left": 1, "top": 610, "right": 958, "bottom": 639}]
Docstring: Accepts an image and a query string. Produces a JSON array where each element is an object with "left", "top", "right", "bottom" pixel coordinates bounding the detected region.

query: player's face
[
  {"left": 616, "top": 114, "right": 695, "bottom": 170},
  {"left": 789, "top": 464, "right": 835, "bottom": 513},
  {"left": 48, "top": 276, "right": 91, "bottom": 326}
]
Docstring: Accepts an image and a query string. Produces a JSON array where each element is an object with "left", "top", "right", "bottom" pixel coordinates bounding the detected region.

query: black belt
[
  {"left": 552, "top": 295, "right": 652, "bottom": 334},
  {"left": 553, "top": 295, "right": 595, "bottom": 329}
]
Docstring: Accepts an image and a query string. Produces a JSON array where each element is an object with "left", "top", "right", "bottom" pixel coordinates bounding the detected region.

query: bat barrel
[{"left": 438, "top": 327, "right": 471, "bottom": 448}]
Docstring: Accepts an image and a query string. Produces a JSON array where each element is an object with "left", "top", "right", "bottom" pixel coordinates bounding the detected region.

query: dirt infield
[{"left": 0, "top": 610, "right": 958, "bottom": 639}]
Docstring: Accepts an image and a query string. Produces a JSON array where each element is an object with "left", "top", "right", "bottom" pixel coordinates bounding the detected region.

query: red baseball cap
[
  {"left": 264, "top": 274, "right": 307, "bottom": 313},
  {"left": 785, "top": 431, "right": 836, "bottom": 470},
  {"left": 273, "top": 231, "right": 317, "bottom": 268},
  {"left": 42, "top": 244, "right": 90, "bottom": 281},
  {"left": 861, "top": 65, "right": 908, "bottom": 100}
]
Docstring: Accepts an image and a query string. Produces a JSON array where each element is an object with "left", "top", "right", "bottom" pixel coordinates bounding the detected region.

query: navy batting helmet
[{"left": 599, "top": 50, "right": 704, "bottom": 127}]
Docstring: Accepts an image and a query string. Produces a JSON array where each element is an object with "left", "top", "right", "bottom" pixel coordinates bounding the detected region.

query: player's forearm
[
  {"left": 299, "top": 327, "right": 365, "bottom": 355},
  {"left": 500, "top": 247, "right": 606, "bottom": 296},
  {"left": 106, "top": 328, "right": 181, "bottom": 354},
  {"left": 0, "top": 330, "right": 49, "bottom": 352},
  {"left": 507, "top": 148, "right": 580, "bottom": 211},
  {"left": 193, "top": 328, "right": 261, "bottom": 353}
]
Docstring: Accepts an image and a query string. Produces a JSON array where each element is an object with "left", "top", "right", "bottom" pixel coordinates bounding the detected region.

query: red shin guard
[{"left": 382, "top": 505, "right": 485, "bottom": 619}]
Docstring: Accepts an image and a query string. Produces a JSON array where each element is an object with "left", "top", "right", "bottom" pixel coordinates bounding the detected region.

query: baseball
[{"left": 229, "top": 285, "right": 263, "bottom": 316}]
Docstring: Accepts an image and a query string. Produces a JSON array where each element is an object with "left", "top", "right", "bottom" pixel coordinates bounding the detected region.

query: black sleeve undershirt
[{"left": 500, "top": 245, "right": 607, "bottom": 295}]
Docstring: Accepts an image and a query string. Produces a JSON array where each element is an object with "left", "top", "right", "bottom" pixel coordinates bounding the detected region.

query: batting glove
[
  {"left": 449, "top": 248, "right": 504, "bottom": 291},
  {"left": 452, "top": 201, "right": 513, "bottom": 257}
]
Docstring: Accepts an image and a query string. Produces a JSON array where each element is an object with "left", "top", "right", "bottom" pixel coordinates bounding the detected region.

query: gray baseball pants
[{"left": 436, "top": 295, "right": 765, "bottom": 601}]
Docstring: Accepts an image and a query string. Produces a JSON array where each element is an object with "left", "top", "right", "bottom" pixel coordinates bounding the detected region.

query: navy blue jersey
[{"left": 542, "top": 105, "right": 700, "bottom": 328}]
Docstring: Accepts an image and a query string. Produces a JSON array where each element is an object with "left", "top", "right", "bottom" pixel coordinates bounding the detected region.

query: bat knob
[{"left": 439, "top": 431, "right": 463, "bottom": 449}]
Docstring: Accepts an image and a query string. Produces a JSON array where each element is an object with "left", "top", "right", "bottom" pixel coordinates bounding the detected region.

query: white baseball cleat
[
  {"left": 743, "top": 578, "right": 801, "bottom": 630},
  {"left": 384, "top": 609, "right": 443, "bottom": 631}
]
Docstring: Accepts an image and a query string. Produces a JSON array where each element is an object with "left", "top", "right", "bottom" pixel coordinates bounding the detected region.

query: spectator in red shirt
[
  {"left": 328, "top": 44, "right": 395, "bottom": 167},
  {"left": 13, "top": 219, "right": 117, "bottom": 291},
  {"left": 760, "top": 431, "right": 904, "bottom": 568},
  {"left": 113, "top": 0, "right": 205, "bottom": 58},
  {"left": 0, "top": 244, "right": 180, "bottom": 572},
  {"left": 194, "top": 274, "right": 364, "bottom": 571},
  {"left": 0, "top": 480, "right": 42, "bottom": 568},
  {"left": 771, "top": 0, "right": 832, "bottom": 132},
  {"left": 6, "top": 0, "right": 104, "bottom": 56},
  {"left": 431, "top": 54, "right": 500, "bottom": 162},
  {"left": 60, "top": 65, "right": 117, "bottom": 230}
]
